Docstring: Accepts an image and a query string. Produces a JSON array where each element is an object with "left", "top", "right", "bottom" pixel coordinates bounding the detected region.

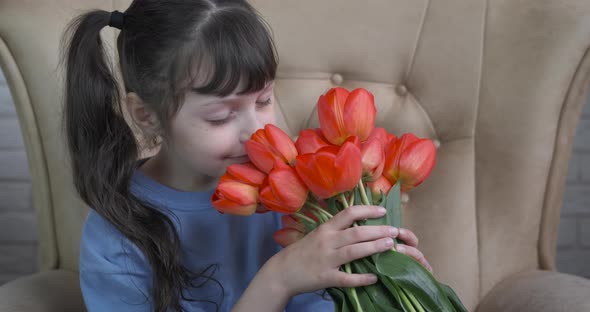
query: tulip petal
[
  {"left": 383, "top": 133, "right": 419, "bottom": 184},
  {"left": 268, "top": 167, "right": 308, "bottom": 211},
  {"left": 295, "top": 128, "right": 331, "bottom": 154},
  {"left": 227, "top": 163, "right": 266, "bottom": 186},
  {"left": 333, "top": 142, "right": 363, "bottom": 193},
  {"left": 211, "top": 192, "right": 257, "bottom": 216},
  {"left": 361, "top": 134, "right": 385, "bottom": 181},
  {"left": 343, "top": 88, "right": 376, "bottom": 142},
  {"left": 281, "top": 215, "right": 306, "bottom": 232},
  {"left": 398, "top": 139, "right": 436, "bottom": 191},
  {"left": 216, "top": 181, "right": 258, "bottom": 206},
  {"left": 265, "top": 124, "right": 298, "bottom": 165},
  {"left": 318, "top": 88, "right": 350, "bottom": 145},
  {"left": 273, "top": 228, "right": 305, "bottom": 247},
  {"left": 245, "top": 140, "right": 279, "bottom": 173}
]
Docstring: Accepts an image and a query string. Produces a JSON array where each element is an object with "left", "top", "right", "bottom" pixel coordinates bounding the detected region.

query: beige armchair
[{"left": 1, "top": 1, "right": 589, "bottom": 311}]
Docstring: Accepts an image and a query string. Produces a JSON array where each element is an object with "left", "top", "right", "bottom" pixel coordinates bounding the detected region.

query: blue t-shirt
[{"left": 80, "top": 169, "right": 334, "bottom": 311}]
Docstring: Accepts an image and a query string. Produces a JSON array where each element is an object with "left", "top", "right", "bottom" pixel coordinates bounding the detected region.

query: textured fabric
[
  {"left": 477, "top": 270, "right": 590, "bottom": 312},
  {"left": 0, "top": 270, "right": 84, "bottom": 312},
  {"left": 79, "top": 169, "right": 333, "bottom": 311}
]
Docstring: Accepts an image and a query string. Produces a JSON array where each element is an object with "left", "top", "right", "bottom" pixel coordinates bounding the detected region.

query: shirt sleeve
[
  {"left": 286, "top": 290, "right": 335, "bottom": 311},
  {"left": 80, "top": 211, "right": 154, "bottom": 312}
]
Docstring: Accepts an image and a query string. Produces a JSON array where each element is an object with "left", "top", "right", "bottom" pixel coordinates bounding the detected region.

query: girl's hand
[
  {"left": 395, "top": 227, "right": 433, "bottom": 273},
  {"left": 266, "top": 205, "right": 398, "bottom": 297}
]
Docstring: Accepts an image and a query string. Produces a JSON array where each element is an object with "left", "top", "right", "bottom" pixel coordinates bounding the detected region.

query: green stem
[
  {"left": 293, "top": 212, "right": 317, "bottom": 225},
  {"left": 305, "top": 202, "right": 334, "bottom": 219},
  {"left": 348, "top": 191, "right": 355, "bottom": 207},
  {"left": 405, "top": 289, "right": 426, "bottom": 312},
  {"left": 395, "top": 284, "right": 417, "bottom": 312},
  {"left": 357, "top": 180, "right": 370, "bottom": 205},
  {"left": 337, "top": 193, "right": 364, "bottom": 311},
  {"left": 344, "top": 263, "right": 364, "bottom": 312},
  {"left": 307, "top": 209, "right": 327, "bottom": 223},
  {"left": 339, "top": 193, "right": 350, "bottom": 209}
]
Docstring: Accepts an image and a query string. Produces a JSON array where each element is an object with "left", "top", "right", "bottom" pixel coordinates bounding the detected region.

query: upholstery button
[
  {"left": 395, "top": 84, "right": 408, "bottom": 96},
  {"left": 330, "top": 73, "right": 344, "bottom": 85},
  {"left": 401, "top": 192, "right": 410, "bottom": 204},
  {"left": 433, "top": 139, "right": 441, "bottom": 149}
]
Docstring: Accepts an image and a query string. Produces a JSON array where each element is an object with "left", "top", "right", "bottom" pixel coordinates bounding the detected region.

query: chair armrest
[
  {"left": 477, "top": 270, "right": 590, "bottom": 312},
  {"left": 0, "top": 269, "right": 85, "bottom": 312}
]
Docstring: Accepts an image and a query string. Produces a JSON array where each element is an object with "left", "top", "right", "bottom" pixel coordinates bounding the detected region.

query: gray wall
[{"left": 0, "top": 70, "right": 588, "bottom": 285}]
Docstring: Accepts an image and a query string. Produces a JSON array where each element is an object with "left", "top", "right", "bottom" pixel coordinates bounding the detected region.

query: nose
[{"left": 239, "top": 110, "right": 264, "bottom": 144}]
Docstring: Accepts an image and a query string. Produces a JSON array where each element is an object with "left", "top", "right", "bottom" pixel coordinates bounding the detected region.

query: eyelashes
[{"left": 207, "top": 98, "right": 273, "bottom": 126}]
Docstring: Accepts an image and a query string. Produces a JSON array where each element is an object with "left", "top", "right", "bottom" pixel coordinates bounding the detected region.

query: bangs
[{"left": 189, "top": 7, "right": 278, "bottom": 97}]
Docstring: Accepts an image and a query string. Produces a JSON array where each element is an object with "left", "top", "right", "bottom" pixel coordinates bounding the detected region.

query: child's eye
[
  {"left": 208, "top": 118, "right": 229, "bottom": 126},
  {"left": 256, "top": 98, "right": 272, "bottom": 107},
  {"left": 207, "top": 113, "right": 235, "bottom": 126}
]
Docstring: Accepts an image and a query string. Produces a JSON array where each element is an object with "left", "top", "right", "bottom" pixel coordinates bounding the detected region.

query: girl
[{"left": 62, "top": 1, "right": 432, "bottom": 311}]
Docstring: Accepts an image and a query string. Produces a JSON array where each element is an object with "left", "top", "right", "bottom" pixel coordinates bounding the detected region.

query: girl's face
[{"left": 159, "top": 81, "right": 276, "bottom": 190}]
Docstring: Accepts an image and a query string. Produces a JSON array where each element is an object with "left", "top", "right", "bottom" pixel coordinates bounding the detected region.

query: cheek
[
  {"left": 168, "top": 116, "right": 235, "bottom": 162},
  {"left": 260, "top": 106, "right": 277, "bottom": 126}
]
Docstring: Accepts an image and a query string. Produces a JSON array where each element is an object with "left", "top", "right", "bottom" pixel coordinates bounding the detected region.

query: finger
[
  {"left": 334, "top": 225, "right": 398, "bottom": 249},
  {"left": 396, "top": 244, "right": 432, "bottom": 272},
  {"left": 398, "top": 228, "right": 419, "bottom": 247},
  {"left": 336, "top": 237, "right": 394, "bottom": 264},
  {"left": 330, "top": 272, "right": 379, "bottom": 288},
  {"left": 325, "top": 205, "right": 386, "bottom": 231}
]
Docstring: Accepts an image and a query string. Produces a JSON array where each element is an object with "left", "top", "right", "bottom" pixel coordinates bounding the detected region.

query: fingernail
[
  {"left": 377, "top": 207, "right": 386, "bottom": 214},
  {"left": 396, "top": 245, "right": 406, "bottom": 253},
  {"left": 389, "top": 227, "right": 399, "bottom": 236},
  {"left": 385, "top": 238, "right": 394, "bottom": 247},
  {"left": 369, "top": 274, "right": 378, "bottom": 283}
]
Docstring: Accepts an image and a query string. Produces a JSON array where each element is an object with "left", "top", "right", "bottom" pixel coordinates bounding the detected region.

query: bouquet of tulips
[{"left": 212, "top": 87, "right": 467, "bottom": 312}]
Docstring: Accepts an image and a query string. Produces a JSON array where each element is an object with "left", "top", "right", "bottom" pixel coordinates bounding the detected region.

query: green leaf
[
  {"left": 351, "top": 260, "right": 402, "bottom": 312},
  {"left": 386, "top": 181, "right": 401, "bottom": 229},
  {"left": 374, "top": 250, "right": 456, "bottom": 312},
  {"left": 379, "top": 190, "right": 387, "bottom": 207},
  {"left": 327, "top": 197, "right": 340, "bottom": 216},
  {"left": 327, "top": 287, "right": 353, "bottom": 312},
  {"left": 365, "top": 183, "right": 374, "bottom": 205},
  {"left": 354, "top": 187, "right": 362, "bottom": 206},
  {"left": 440, "top": 283, "right": 468, "bottom": 312},
  {"left": 360, "top": 258, "right": 406, "bottom": 311},
  {"left": 294, "top": 214, "right": 318, "bottom": 233},
  {"left": 356, "top": 287, "right": 378, "bottom": 312}
]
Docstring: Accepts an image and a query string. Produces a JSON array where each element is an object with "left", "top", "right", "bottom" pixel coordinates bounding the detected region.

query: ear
[{"left": 125, "top": 92, "right": 160, "bottom": 134}]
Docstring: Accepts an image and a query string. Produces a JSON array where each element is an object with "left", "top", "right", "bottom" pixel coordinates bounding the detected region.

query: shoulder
[{"left": 80, "top": 210, "right": 149, "bottom": 275}]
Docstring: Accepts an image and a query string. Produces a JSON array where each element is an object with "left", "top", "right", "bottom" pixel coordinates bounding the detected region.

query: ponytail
[{"left": 61, "top": 10, "right": 216, "bottom": 311}]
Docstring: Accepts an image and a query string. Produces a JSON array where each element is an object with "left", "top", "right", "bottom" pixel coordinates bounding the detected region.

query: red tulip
[
  {"left": 367, "top": 175, "right": 393, "bottom": 202},
  {"left": 361, "top": 131, "right": 385, "bottom": 181},
  {"left": 212, "top": 162, "right": 266, "bottom": 215},
  {"left": 383, "top": 133, "right": 436, "bottom": 192},
  {"left": 371, "top": 127, "right": 397, "bottom": 146},
  {"left": 295, "top": 140, "right": 362, "bottom": 199},
  {"left": 211, "top": 176, "right": 259, "bottom": 216},
  {"left": 281, "top": 214, "right": 306, "bottom": 233},
  {"left": 259, "top": 162, "right": 309, "bottom": 213},
  {"left": 295, "top": 128, "right": 331, "bottom": 154},
  {"left": 245, "top": 124, "right": 298, "bottom": 173},
  {"left": 226, "top": 163, "right": 266, "bottom": 186},
  {"left": 317, "top": 88, "right": 376, "bottom": 145},
  {"left": 273, "top": 227, "right": 305, "bottom": 247}
]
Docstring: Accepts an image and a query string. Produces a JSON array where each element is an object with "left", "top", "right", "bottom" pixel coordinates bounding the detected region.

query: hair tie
[{"left": 108, "top": 10, "right": 125, "bottom": 30}]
